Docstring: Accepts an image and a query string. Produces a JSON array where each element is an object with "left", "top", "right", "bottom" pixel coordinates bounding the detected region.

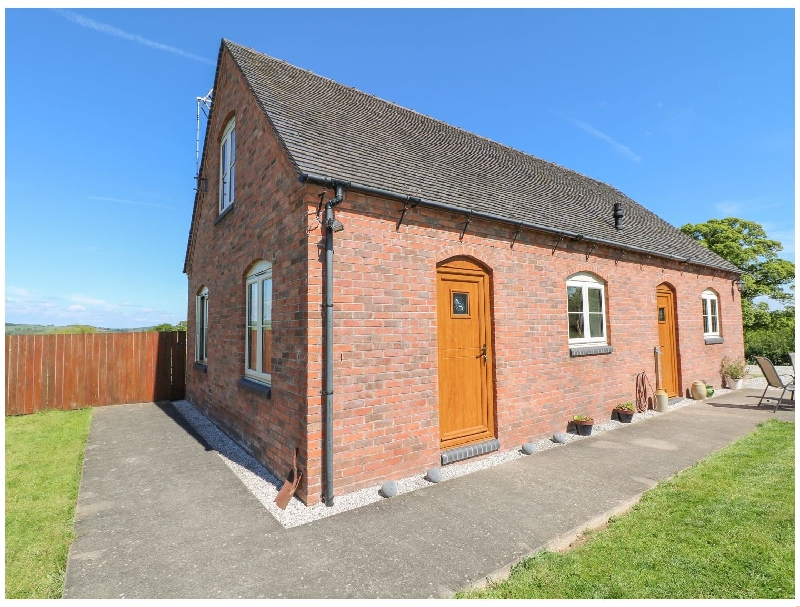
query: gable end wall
[{"left": 185, "top": 47, "right": 310, "bottom": 501}]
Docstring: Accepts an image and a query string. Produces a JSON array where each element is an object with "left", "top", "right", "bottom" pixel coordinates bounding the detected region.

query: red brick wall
[
  {"left": 185, "top": 48, "right": 311, "bottom": 501},
  {"left": 301, "top": 189, "right": 744, "bottom": 502},
  {"left": 187, "top": 48, "right": 744, "bottom": 507}
]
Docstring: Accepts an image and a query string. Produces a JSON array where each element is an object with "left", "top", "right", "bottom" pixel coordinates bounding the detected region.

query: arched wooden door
[
  {"left": 656, "top": 284, "right": 680, "bottom": 397},
  {"left": 436, "top": 259, "right": 495, "bottom": 449}
]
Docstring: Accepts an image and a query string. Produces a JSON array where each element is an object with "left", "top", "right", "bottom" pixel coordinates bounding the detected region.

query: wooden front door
[
  {"left": 436, "top": 259, "right": 495, "bottom": 449},
  {"left": 656, "top": 285, "right": 680, "bottom": 397}
]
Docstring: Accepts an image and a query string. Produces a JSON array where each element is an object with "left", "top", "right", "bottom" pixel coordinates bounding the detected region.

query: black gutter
[{"left": 298, "top": 172, "right": 740, "bottom": 274}]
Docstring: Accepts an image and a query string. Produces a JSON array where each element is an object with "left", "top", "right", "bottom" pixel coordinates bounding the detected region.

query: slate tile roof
[{"left": 203, "top": 39, "right": 738, "bottom": 274}]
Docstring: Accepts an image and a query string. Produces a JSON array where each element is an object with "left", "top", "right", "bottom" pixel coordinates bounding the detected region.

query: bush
[{"left": 744, "top": 326, "right": 794, "bottom": 365}]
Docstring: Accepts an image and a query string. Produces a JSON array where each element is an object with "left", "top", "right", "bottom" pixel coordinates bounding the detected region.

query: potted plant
[
  {"left": 572, "top": 415, "right": 594, "bottom": 436},
  {"left": 613, "top": 402, "right": 635, "bottom": 423},
  {"left": 720, "top": 356, "right": 745, "bottom": 390}
]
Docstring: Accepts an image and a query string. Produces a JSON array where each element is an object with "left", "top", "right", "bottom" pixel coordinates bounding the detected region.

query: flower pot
[
  {"left": 691, "top": 381, "right": 706, "bottom": 400},
  {"left": 573, "top": 419, "right": 594, "bottom": 436},
  {"left": 614, "top": 408, "right": 634, "bottom": 423},
  {"left": 728, "top": 378, "right": 743, "bottom": 390},
  {"left": 705, "top": 385, "right": 715, "bottom": 398}
]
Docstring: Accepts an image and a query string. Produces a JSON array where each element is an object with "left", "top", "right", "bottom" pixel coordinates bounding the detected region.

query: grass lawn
[
  {"left": 6, "top": 408, "right": 93, "bottom": 599},
  {"left": 458, "top": 419, "right": 794, "bottom": 599}
]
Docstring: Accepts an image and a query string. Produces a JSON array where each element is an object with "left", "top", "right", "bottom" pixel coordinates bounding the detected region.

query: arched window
[
  {"left": 219, "top": 117, "right": 235, "bottom": 212},
  {"left": 195, "top": 286, "right": 208, "bottom": 364},
  {"left": 245, "top": 260, "right": 272, "bottom": 384},
  {"left": 566, "top": 272, "right": 608, "bottom": 346},
  {"left": 702, "top": 289, "right": 720, "bottom": 337}
]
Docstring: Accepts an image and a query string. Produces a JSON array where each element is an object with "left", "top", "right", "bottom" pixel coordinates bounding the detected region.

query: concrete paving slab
[{"left": 64, "top": 393, "right": 793, "bottom": 599}]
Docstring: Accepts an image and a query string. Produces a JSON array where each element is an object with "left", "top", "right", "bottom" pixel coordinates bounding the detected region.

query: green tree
[
  {"left": 680, "top": 218, "right": 794, "bottom": 329},
  {"left": 53, "top": 325, "right": 97, "bottom": 334},
  {"left": 151, "top": 322, "right": 186, "bottom": 332}
]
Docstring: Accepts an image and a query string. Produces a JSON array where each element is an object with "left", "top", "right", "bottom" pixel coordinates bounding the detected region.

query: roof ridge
[{"left": 222, "top": 39, "right": 629, "bottom": 200}]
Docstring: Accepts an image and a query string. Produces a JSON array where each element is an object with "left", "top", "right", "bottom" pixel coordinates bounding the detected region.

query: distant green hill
[{"left": 5, "top": 324, "right": 163, "bottom": 335}]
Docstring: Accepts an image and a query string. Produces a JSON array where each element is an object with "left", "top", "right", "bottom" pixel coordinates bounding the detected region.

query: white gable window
[
  {"left": 245, "top": 260, "right": 272, "bottom": 384},
  {"left": 219, "top": 117, "right": 236, "bottom": 212},
  {"left": 702, "top": 289, "right": 720, "bottom": 337},
  {"left": 566, "top": 272, "right": 607, "bottom": 346},
  {"left": 195, "top": 286, "right": 208, "bottom": 364}
]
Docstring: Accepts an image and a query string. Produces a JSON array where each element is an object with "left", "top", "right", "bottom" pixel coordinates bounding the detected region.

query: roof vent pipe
[{"left": 613, "top": 202, "right": 624, "bottom": 231}]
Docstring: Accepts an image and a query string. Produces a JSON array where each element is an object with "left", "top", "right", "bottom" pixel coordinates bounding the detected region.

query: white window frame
[
  {"left": 566, "top": 272, "right": 608, "bottom": 346},
  {"left": 245, "top": 260, "right": 272, "bottom": 385},
  {"left": 195, "top": 287, "right": 208, "bottom": 364},
  {"left": 702, "top": 289, "right": 720, "bottom": 337},
  {"left": 219, "top": 117, "right": 235, "bottom": 213}
]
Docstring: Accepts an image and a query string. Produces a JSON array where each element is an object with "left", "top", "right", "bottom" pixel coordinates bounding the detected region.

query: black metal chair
[{"left": 754, "top": 356, "right": 795, "bottom": 412}]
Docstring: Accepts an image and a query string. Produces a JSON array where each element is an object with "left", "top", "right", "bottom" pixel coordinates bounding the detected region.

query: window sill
[
  {"left": 570, "top": 345, "right": 614, "bottom": 357},
  {"left": 238, "top": 377, "right": 271, "bottom": 399},
  {"left": 704, "top": 336, "right": 724, "bottom": 345},
  {"left": 214, "top": 203, "right": 234, "bottom": 225},
  {"left": 193, "top": 362, "right": 207, "bottom": 373}
]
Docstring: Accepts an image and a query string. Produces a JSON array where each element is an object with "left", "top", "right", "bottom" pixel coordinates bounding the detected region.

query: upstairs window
[
  {"left": 245, "top": 260, "right": 272, "bottom": 385},
  {"left": 219, "top": 117, "right": 235, "bottom": 212},
  {"left": 566, "top": 272, "right": 607, "bottom": 346},
  {"left": 195, "top": 287, "right": 208, "bottom": 364},
  {"left": 702, "top": 289, "right": 720, "bottom": 337}
]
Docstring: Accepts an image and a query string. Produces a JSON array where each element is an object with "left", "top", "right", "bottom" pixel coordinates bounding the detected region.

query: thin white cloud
[
  {"left": 714, "top": 201, "right": 744, "bottom": 216},
  {"left": 5, "top": 285, "right": 184, "bottom": 329},
  {"left": 88, "top": 196, "right": 172, "bottom": 210},
  {"left": 568, "top": 118, "right": 642, "bottom": 163},
  {"left": 54, "top": 9, "right": 214, "bottom": 65},
  {"left": 69, "top": 295, "right": 108, "bottom": 306},
  {"left": 6, "top": 286, "right": 33, "bottom": 300}
]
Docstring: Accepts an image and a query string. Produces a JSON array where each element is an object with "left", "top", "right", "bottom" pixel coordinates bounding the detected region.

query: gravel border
[{"left": 172, "top": 366, "right": 792, "bottom": 529}]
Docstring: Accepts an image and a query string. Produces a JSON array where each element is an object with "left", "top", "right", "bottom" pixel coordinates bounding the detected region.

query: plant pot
[
  {"left": 573, "top": 419, "right": 594, "bottom": 436},
  {"left": 614, "top": 408, "right": 634, "bottom": 423},
  {"left": 728, "top": 378, "right": 743, "bottom": 390},
  {"left": 691, "top": 381, "right": 707, "bottom": 400},
  {"left": 705, "top": 386, "right": 715, "bottom": 398}
]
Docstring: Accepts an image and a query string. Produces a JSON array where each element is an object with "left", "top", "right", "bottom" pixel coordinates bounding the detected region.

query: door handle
[{"left": 480, "top": 344, "right": 487, "bottom": 364}]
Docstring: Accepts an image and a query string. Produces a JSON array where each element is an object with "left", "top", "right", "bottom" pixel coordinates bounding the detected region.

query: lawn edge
[
  {"left": 460, "top": 492, "right": 647, "bottom": 594},
  {"left": 59, "top": 407, "right": 94, "bottom": 599}
]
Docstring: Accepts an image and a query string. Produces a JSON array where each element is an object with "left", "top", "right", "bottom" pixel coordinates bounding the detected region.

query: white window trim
[
  {"left": 245, "top": 260, "right": 272, "bottom": 385},
  {"left": 219, "top": 117, "right": 235, "bottom": 213},
  {"left": 195, "top": 287, "right": 208, "bottom": 364},
  {"left": 566, "top": 272, "right": 608, "bottom": 346},
  {"left": 702, "top": 289, "right": 720, "bottom": 337}
]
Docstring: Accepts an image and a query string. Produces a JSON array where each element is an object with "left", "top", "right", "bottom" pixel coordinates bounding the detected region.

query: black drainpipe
[{"left": 321, "top": 181, "right": 346, "bottom": 507}]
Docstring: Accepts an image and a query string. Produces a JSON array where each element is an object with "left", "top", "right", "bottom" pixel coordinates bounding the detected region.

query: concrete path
[{"left": 64, "top": 390, "right": 793, "bottom": 599}]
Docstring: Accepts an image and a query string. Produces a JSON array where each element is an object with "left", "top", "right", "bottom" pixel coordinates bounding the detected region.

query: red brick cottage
[{"left": 184, "top": 40, "right": 744, "bottom": 506}]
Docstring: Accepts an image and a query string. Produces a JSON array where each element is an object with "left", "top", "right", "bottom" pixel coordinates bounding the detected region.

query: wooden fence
[{"left": 5, "top": 331, "right": 186, "bottom": 416}]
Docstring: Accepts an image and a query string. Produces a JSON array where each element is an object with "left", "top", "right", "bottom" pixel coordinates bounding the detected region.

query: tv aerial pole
[{"left": 195, "top": 89, "right": 213, "bottom": 191}]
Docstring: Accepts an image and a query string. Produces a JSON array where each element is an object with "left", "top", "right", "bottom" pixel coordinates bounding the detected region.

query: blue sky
[{"left": 5, "top": 8, "right": 795, "bottom": 328}]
